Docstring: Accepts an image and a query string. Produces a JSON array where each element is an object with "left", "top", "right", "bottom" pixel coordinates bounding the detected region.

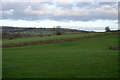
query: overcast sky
[{"left": 0, "top": 0, "right": 119, "bottom": 32}]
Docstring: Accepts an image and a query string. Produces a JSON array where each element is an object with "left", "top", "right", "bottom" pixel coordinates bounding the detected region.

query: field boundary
[{"left": 2, "top": 32, "right": 118, "bottom": 47}]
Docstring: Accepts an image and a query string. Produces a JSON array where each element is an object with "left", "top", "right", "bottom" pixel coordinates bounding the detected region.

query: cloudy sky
[{"left": 0, "top": 0, "right": 119, "bottom": 32}]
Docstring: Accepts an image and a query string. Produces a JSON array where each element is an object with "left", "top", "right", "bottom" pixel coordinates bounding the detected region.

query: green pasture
[
  {"left": 2, "top": 33, "right": 118, "bottom": 78},
  {"left": 2, "top": 32, "right": 103, "bottom": 44}
]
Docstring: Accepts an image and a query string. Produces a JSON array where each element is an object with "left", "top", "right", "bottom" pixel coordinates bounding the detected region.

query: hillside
[{"left": 1, "top": 26, "right": 91, "bottom": 39}]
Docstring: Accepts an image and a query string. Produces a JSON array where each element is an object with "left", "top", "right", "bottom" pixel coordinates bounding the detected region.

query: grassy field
[
  {"left": 2, "top": 32, "right": 103, "bottom": 44},
  {"left": 2, "top": 33, "right": 118, "bottom": 78}
]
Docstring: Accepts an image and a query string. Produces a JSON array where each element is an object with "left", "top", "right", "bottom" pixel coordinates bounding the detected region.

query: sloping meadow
[{"left": 2, "top": 33, "right": 119, "bottom": 78}]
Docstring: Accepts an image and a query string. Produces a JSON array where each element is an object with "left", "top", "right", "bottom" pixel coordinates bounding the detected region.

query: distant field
[
  {"left": 2, "top": 33, "right": 118, "bottom": 78},
  {"left": 2, "top": 32, "right": 103, "bottom": 44}
]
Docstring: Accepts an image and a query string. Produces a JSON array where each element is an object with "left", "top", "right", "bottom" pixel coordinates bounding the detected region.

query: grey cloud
[{"left": 1, "top": 2, "right": 118, "bottom": 21}]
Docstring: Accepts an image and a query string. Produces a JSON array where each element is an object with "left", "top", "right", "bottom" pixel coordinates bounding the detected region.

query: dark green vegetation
[{"left": 2, "top": 33, "right": 118, "bottom": 78}]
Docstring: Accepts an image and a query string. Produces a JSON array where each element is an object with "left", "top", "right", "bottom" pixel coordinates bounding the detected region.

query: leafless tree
[{"left": 53, "top": 26, "right": 63, "bottom": 35}]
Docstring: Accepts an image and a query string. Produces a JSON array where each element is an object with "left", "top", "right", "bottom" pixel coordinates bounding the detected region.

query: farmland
[
  {"left": 2, "top": 32, "right": 103, "bottom": 45},
  {"left": 2, "top": 32, "right": 119, "bottom": 78}
]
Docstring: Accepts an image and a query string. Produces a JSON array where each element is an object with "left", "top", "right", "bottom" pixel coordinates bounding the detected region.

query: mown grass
[
  {"left": 0, "top": 48, "right": 2, "bottom": 79},
  {"left": 2, "top": 32, "right": 103, "bottom": 44},
  {"left": 2, "top": 33, "right": 118, "bottom": 78}
]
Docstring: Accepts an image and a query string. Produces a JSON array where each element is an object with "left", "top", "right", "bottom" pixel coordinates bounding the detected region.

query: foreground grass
[
  {"left": 2, "top": 32, "right": 103, "bottom": 44},
  {"left": 3, "top": 34, "right": 118, "bottom": 78},
  {"left": 0, "top": 37, "right": 1, "bottom": 75}
]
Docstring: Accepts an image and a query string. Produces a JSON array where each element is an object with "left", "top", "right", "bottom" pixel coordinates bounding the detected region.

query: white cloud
[
  {"left": 3, "top": 9, "right": 14, "bottom": 15},
  {"left": 23, "top": 3, "right": 117, "bottom": 19},
  {"left": 1, "top": 2, "right": 118, "bottom": 21},
  {"left": 55, "top": 0, "right": 73, "bottom": 6},
  {"left": 1, "top": 0, "right": 119, "bottom": 2},
  {"left": 24, "top": 6, "right": 89, "bottom": 17},
  {"left": 91, "top": 5, "right": 117, "bottom": 15},
  {"left": 0, "top": 19, "right": 118, "bottom": 32}
]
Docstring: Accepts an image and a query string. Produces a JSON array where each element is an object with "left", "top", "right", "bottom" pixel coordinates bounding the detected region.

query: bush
[{"left": 105, "top": 26, "right": 111, "bottom": 32}]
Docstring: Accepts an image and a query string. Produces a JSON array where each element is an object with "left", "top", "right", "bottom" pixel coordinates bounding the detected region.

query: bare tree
[
  {"left": 39, "top": 30, "right": 43, "bottom": 37},
  {"left": 39, "top": 27, "right": 43, "bottom": 37},
  {"left": 53, "top": 26, "right": 63, "bottom": 35}
]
